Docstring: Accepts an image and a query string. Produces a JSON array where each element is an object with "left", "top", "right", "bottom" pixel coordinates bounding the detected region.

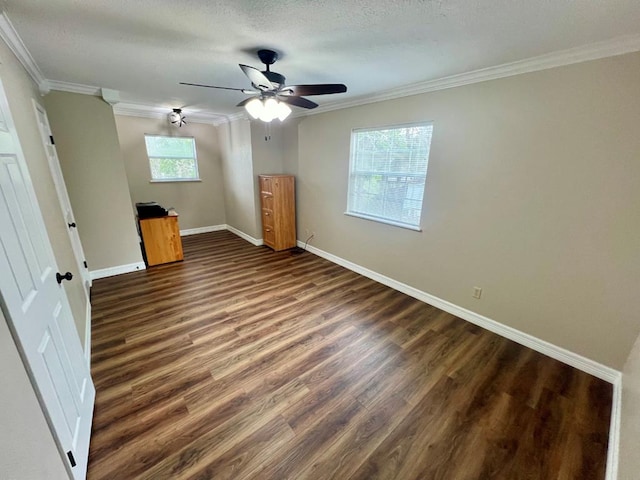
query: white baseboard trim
[
  {"left": 88, "top": 226, "right": 260, "bottom": 280},
  {"left": 180, "top": 224, "right": 226, "bottom": 236},
  {"left": 300, "top": 241, "right": 621, "bottom": 384},
  {"left": 90, "top": 261, "right": 146, "bottom": 280},
  {"left": 84, "top": 299, "right": 91, "bottom": 369},
  {"left": 606, "top": 377, "right": 622, "bottom": 480},
  {"left": 302, "top": 241, "right": 623, "bottom": 478},
  {"left": 226, "top": 225, "right": 263, "bottom": 246}
]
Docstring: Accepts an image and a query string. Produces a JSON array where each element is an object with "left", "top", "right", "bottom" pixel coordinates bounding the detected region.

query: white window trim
[
  {"left": 344, "top": 211, "right": 423, "bottom": 231},
  {"left": 345, "top": 121, "right": 433, "bottom": 231},
  {"left": 149, "top": 179, "right": 202, "bottom": 183}
]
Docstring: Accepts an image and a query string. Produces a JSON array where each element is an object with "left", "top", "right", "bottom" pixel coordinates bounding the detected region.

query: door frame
[{"left": 31, "top": 99, "right": 92, "bottom": 366}]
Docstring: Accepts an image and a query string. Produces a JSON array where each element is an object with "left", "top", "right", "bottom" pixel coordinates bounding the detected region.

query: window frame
[
  {"left": 144, "top": 134, "right": 201, "bottom": 183},
  {"left": 345, "top": 121, "right": 433, "bottom": 232}
]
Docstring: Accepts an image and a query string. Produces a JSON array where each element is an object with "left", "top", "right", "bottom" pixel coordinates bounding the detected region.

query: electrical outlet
[{"left": 472, "top": 287, "right": 482, "bottom": 299}]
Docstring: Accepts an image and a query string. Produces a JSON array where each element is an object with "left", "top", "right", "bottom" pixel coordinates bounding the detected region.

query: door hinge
[
  {"left": 49, "top": 135, "right": 55, "bottom": 145},
  {"left": 66, "top": 450, "right": 76, "bottom": 467},
  {"left": 83, "top": 260, "right": 88, "bottom": 269}
]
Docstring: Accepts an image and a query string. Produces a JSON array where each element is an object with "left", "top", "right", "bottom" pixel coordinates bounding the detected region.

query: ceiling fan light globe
[
  {"left": 276, "top": 102, "right": 292, "bottom": 121},
  {"left": 245, "top": 98, "right": 264, "bottom": 119},
  {"left": 258, "top": 98, "right": 279, "bottom": 122},
  {"left": 264, "top": 98, "right": 278, "bottom": 113},
  {"left": 258, "top": 109, "right": 275, "bottom": 122}
]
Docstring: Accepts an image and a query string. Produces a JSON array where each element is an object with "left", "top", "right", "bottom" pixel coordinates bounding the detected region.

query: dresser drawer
[
  {"left": 260, "top": 176, "right": 273, "bottom": 193},
  {"left": 263, "top": 226, "right": 275, "bottom": 247},
  {"left": 262, "top": 208, "right": 274, "bottom": 227},
  {"left": 261, "top": 192, "right": 274, "bottom": 210}
]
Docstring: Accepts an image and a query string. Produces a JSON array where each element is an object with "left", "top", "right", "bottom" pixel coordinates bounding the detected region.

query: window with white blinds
[{"left": 346, "top": 123, "right": 433, "bottom": 230}]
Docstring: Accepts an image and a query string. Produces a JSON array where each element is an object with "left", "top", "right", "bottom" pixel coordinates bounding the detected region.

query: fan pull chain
[{"left": 264, "top": 122, "right": 272, "bottom": 141}]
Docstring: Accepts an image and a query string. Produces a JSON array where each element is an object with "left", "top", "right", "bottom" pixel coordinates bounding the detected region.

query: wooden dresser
[
  {"left": 259, "top": 175, "right": 296, "bottom": 251},
  {"left": 139, "top": 216, "right": 184, "bottom": 266}
]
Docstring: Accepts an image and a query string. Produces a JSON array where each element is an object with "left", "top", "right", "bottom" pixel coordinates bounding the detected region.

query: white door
[
  {"left": 0, "top": 78, "right": 94, "bottom": 479},
  {"left": 32, "top": 100, "right": 91, "bottom": 299}
]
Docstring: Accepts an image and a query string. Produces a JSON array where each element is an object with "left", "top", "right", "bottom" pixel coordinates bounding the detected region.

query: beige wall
[
  {"left": 0, "top": 40, "right": 72, "bottom": 479},
  {"left": 218, "top": 118, "right": 260, "bottom": 238},
  {"left": 250, "top": 120, "right": 287, "bottom": 235},
  {"left": 114, "top": 115, "right": 226, "bottom": 230},
  {"left": 296, "top": 52, "right": 640, "bottom": 370},
  {"left": 44, "top": 91, "right": 143, "bottom": 272},
  {"left": 251, "top": 119, "right": 285, "bottom": 174},
  {"left": 0, "top": 39, "right": 88, "bottom": 349},
  {"left": 218, "top": 119, "right": 297, "bottom": 241},
  {"left": 280, "top": 119, "right": 302, "bottom": 235},
  {"left": 281, "top": 118, "right": 301, "bottom": 178},
  {"left": 619, "top": 332, "right": 640, "bottom": 479}
]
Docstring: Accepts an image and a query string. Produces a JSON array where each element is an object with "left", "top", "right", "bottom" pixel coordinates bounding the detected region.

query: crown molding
[
  {"left": 0, "top": 12, "right": 50, "bottom": 94},
  {"left": 226, "top": 111, "right": 248, "bottom": 122},
  {"left": 302, "top": 34, "right": 640, "bottom": 118},
  {"left": 3, "top": 9, "right": 638, "bottom": 123},
  {"left": 47, "top": 80, "right": 101, "bottom": 96},
  {"left": 101, "top": 88, "right": 120, "bottom": 106},
  {"left": 48, "top": 82, "right": 230, "bottom": 125},
  {"left": 113, "top": 102, "right": 229, "bottom": 126},
  {"left": 46, "top": 81, "right": 234, "bottom": 125}
]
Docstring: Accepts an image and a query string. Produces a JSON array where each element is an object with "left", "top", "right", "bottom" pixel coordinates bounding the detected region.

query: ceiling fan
[{"left": 180, "top": 49, "right": 347, "bottom": 121}]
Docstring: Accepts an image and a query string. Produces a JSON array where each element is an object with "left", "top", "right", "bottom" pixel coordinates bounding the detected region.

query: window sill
[
  {"left": 149, "top": 179, "right": 202, "bottom": 183},
  {"left": 344, "top": 211, "right": 422, "bottom": 232}
]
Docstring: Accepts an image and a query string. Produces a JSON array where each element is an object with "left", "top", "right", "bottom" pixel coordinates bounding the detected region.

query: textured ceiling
[{"left": 4, "top": 0, "right": 640, "bottom": 117}]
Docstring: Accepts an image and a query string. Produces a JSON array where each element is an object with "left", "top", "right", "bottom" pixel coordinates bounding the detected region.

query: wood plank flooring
[{"left": 88, "top": 231, "right": 612, "bottom": 479}]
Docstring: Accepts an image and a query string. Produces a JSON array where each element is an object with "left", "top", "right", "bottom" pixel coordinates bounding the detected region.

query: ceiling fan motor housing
[
  {"left": 256, "top": 49, "right": 285, "bottom": 88},
  {"left": 257, "top": 49, "right": 279, "bottom": 65}
]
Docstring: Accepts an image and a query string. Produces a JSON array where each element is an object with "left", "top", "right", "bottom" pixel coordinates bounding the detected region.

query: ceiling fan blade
[
  {"left": 180, "top": 82, "right": 258, "bottom": 95},
  {"left": 239, "top": 64, "right": 274, "bottom": 91},
  {"left": 278, "top": 95, "right": 318, "bottom": 109},
  {"left": 279, "top": 84, "right": 347, "bottom": 96},
  {"left": 180, "top": 82, "right": 246, "bottom": 91}
]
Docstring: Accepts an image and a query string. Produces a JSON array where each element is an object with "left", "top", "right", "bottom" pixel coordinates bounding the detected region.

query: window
[
  {"left": 346, "top": 123, "right": 433, "bottom": 230},
  {"left": 144, "top": 135, "right": 199, "bottom": 182}
]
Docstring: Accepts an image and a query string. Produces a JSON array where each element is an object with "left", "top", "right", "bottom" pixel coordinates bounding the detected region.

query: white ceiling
[{"left": 3, "top": 0, "right": 640, "bottom": 119}]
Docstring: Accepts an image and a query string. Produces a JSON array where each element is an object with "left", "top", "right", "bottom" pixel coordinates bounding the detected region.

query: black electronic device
[{"left": 135, "top": 202, "right": 168, "bottom": 219}]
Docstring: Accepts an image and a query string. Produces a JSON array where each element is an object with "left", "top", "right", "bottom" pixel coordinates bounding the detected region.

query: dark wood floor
[{"left": 88, "top": 231, "right": 612, "bottom": 480}]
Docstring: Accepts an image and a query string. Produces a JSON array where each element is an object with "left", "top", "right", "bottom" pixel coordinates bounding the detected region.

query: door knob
[
  {"left": 56, "top": 272, "right": 73, "bottom": 284},
  {"left": 68, "top": 222, "right": 77, "bottom": 228}
]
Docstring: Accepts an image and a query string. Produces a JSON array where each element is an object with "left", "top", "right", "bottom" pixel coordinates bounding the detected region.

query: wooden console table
[{"left": 139, "top": 216, "right": 184, "bottom": 266}]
